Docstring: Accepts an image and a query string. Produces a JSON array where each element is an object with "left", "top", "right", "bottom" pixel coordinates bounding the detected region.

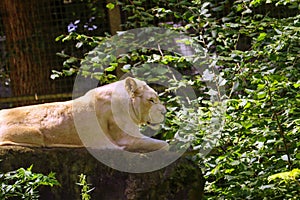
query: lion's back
[{"left": 0, "top": 101, "right": 73, "bottom": 127}]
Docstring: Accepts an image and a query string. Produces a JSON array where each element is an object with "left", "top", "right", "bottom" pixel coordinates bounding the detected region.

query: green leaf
[
  {"left": 250, "top": 0, "right": 262, "bottom": 7},
  {"left": 230, "top": 160, "right": 240, "bottom": 166},
  {"left": 62, "top": 68, "right": 76, "bottom": 76},
  {"left": 257, "top": 91, "right": 267, "bottom": 99},
  {"left": 268, "top": 169, "right": 300, "bottom": 182},
  {"left": 123, "top": 64, "right": 131, "bottom": 70},
  {"left": 225, "top": 168, "right": 235, "bottom": 174},
  {"left": 257, "top": 32, "right": 267, "bottom": 42},
  {"left": 106, "top": 3, "right": 115, "bottom": 10},
  {"left": 55, "top": 34, "right": 65, "bottom": 42},
  {"left": 257, "top": 84, "right": 265, "bottom": 90},
  {"left": 56, "top": 52, "right": 69, "bottom": 58},
  {"left": 105, "top": 65, "right": 116, "bottom": 72},
  {"left": 50, "top": 74, "right": 59, "bottom": 80},
  {"left": 293, "top": 80, "right": 300, "bottom": 88},
  {"left": 202, "top": 69, "right": 215, "bottom": 81},
  {"left": 76, "top": 42, "right": 83, "bottom": 48},
  {"left": 65, "top": 57, "right": 78, "bottom": 64}
]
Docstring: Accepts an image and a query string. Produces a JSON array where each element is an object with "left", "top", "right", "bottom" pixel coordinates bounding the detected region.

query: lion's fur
[{"left": 0, "top": 77, "right": 168, "bottom": 152}]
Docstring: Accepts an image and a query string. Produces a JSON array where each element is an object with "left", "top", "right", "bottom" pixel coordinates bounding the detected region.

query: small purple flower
[
  {"left": 74, "top": 20, "right": 80, "bottom": 25},
  {"left": 84, "top": 23, "right": 97, "bottom": 31},
  {"left": 89, "top": 17, "right": 95, "bottom": 22},
  {"left": 68, "top": 22, "right": 78, "bottom": 32}
]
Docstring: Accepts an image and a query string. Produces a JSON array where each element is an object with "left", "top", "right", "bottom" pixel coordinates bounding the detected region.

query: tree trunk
[{"left": 0, "top": 0, "right": 56, "bottom": 105}]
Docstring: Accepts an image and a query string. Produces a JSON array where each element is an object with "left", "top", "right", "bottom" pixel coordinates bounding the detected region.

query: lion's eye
[{"left": 149, "top": 99, "right": 155, "bottom": 103}]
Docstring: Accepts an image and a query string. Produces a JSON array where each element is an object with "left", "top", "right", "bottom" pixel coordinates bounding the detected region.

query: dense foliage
[
  {"left": 55, "top": 0, "right": 300, "bottom": 199},
  {"left": 0, "top": 165, "right": 59, "bottom": 199}
]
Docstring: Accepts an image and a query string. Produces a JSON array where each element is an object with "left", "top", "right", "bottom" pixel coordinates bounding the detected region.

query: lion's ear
[{"left": 125, "top": 77, "right": 138, "bottom": 97}]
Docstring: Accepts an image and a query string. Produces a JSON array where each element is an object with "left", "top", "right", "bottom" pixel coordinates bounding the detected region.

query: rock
[{"left": 0, "top": 146, "right": 204, "bottom": 200}]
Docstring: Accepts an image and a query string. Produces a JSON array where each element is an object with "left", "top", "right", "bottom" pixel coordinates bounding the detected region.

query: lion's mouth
[
  {"left": 146, "top": 121, "right": 161, "bottom": 130},
  {"left": 147, "top": 121, "right": 160, "bottom": 126}
]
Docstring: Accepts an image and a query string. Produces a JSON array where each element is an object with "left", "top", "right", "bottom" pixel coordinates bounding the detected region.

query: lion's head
[
  {"left": 110, "top": 77, "right": 166, "bottom": 133},
  {"left": 124, "top": 77, "right": 166, "bottom": 130}
]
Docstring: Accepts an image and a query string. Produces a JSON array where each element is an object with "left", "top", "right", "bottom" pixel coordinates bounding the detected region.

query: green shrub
[{"left": 0, "top": 165, "right": 59, "bottom": 199}]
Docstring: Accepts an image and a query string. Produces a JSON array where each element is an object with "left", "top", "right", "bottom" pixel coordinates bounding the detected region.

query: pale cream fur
[{"left": 0, "top": 77, "right": 168, "bottom": 152}]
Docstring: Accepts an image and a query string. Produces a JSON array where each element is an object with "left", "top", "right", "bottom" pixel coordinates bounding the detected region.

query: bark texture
[
  {"left": 0, "top": 0, "right": 58, "bottom": 105},
  {"left": 0, "top": 146, "right": 205, "bottom": 200}
]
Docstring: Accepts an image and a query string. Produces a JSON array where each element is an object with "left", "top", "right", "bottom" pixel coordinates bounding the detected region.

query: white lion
[{"left": 0, "top": 77, "right": 168, "bottom": 152}]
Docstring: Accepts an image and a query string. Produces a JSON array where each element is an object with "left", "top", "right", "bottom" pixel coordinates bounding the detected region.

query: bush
[{"left": 0, "top": 165, "right": 59, "bottom": 199}]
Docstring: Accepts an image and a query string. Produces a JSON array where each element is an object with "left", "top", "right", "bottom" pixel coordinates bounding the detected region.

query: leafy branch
[
  {"left": 77, "top": 174, "right": 94, "bottom": 200},
  {"left": 266, "top": 80, "right": 292, "bottom": 168}
]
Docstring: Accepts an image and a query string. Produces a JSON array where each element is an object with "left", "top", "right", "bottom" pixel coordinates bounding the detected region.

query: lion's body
[
  {"left": 0, "top": 78, "right": 168, "bottom": 152},
  {"left": 0, "top": 101, "right": 81, "bottom": 147}
]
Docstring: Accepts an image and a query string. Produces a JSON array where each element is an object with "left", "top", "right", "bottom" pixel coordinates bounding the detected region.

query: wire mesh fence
[{"left": 0, "top": 0, "right": 112, "bottom": 108}]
